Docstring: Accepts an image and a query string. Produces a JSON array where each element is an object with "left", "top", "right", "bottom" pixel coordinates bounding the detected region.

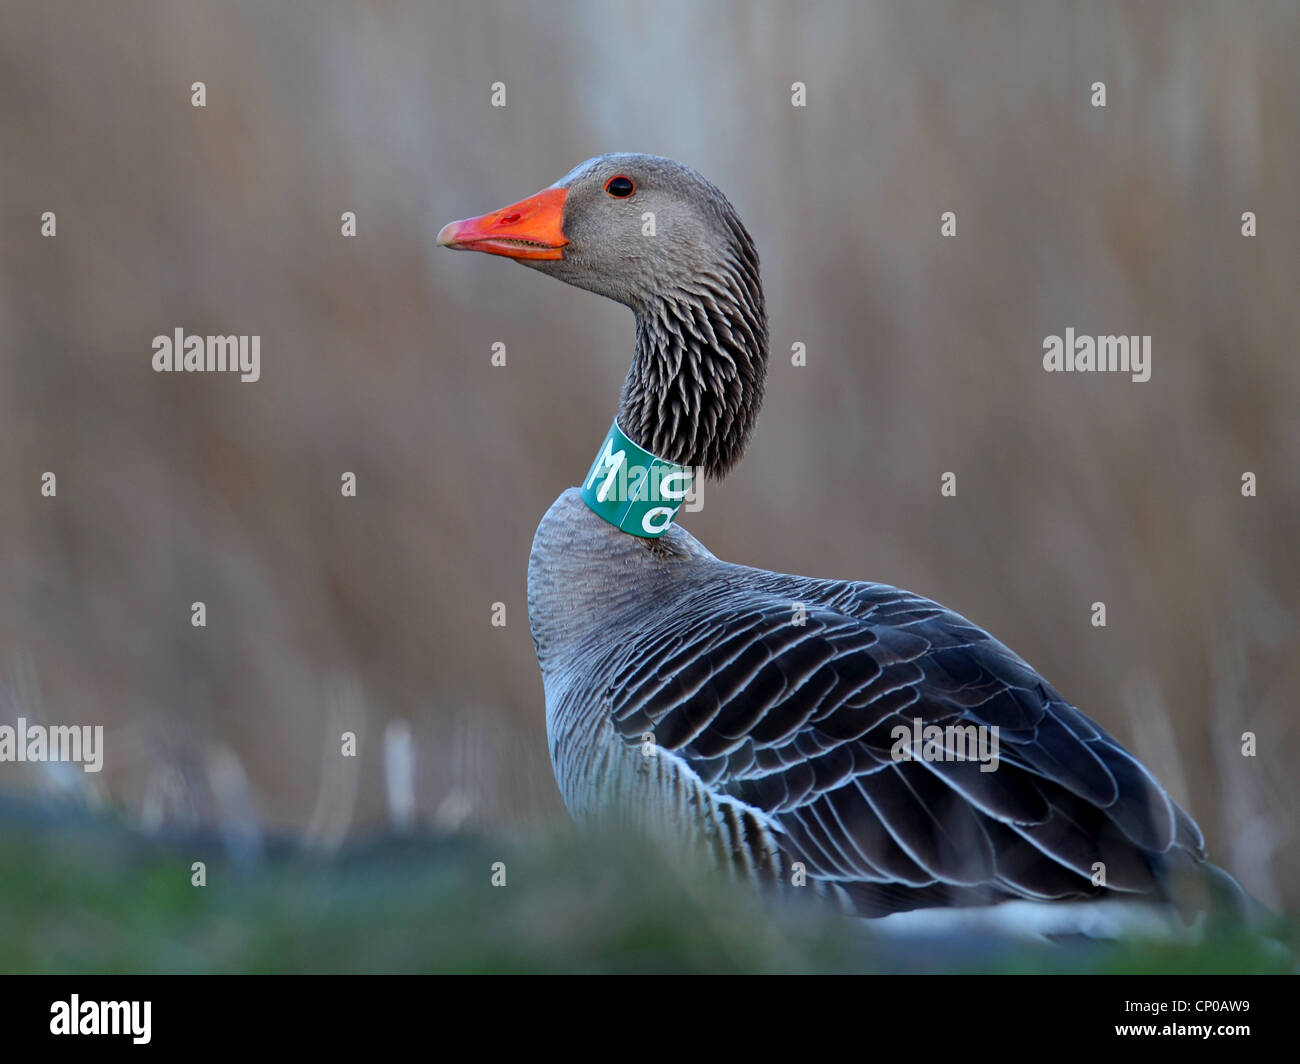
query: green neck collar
[{"left": 580, "top": 419, "right": 694, "bottom": 537}]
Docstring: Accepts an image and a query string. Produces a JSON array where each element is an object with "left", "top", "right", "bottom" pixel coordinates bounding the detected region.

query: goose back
[{"left": 529, "top": 489, "right": 1211, "bottom": 919}]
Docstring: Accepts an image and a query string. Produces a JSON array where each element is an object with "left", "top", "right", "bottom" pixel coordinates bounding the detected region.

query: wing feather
[{"left": 601, "top": 567, "right": 1206, "bottom": 915}]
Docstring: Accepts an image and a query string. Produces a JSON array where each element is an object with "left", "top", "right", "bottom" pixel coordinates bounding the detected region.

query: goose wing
[{"left": 603, "top": 569, "right": 1204, "bottom": 916}]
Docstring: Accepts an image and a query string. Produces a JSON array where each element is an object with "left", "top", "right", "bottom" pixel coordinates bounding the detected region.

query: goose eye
[{"left": 604, "top": 175, "right": 635, "bottom": 198}]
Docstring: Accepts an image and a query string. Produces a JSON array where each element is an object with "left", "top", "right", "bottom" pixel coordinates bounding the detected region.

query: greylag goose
[{"left": 439, "top": 154, "right": 1245, "bottom": 938}]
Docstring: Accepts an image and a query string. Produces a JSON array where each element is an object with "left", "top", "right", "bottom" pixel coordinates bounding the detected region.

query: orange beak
[{"left": 437, "top": 186, "right": 569, "bottom": 261}]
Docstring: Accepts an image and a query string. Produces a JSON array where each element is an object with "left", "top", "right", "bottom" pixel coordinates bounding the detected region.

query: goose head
[{"left": 439, "top": 153, "right": 769, "bottom": 478}]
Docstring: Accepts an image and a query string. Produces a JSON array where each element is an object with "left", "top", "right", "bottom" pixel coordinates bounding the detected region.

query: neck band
[{"left": 579, "top": 419, "right": 694, "bottom": 537}]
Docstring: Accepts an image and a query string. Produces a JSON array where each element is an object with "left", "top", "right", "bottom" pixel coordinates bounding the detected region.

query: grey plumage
[
  {"left": 529, "top": 489, "right": 1221, "bottom": 921},
  {"left": 444, "top": 152, "right": 1246, "bottom": 932}
]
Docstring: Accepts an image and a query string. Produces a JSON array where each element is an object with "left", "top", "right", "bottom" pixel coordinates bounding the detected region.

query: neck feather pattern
[{"left": 616, "top": 232, "right": 768, "bottom": 480}]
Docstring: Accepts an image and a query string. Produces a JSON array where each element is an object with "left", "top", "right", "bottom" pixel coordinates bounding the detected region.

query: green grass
[{"left": 0, "top": 794, "right": 1291, "bottom": 974}]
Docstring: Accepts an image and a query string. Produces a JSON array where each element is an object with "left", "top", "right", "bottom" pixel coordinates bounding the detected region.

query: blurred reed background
[{"left": 0, "top": 1, "right": 1296, "bottom": 908}]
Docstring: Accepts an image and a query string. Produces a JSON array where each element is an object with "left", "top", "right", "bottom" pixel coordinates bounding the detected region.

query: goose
[{"left": 438, "top": 153, "right": 1248, "bottom": 940}]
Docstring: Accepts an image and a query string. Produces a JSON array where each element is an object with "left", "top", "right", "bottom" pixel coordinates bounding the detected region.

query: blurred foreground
[{"left": 0, "top": 794, "right": 1291, "bottom": 974}]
